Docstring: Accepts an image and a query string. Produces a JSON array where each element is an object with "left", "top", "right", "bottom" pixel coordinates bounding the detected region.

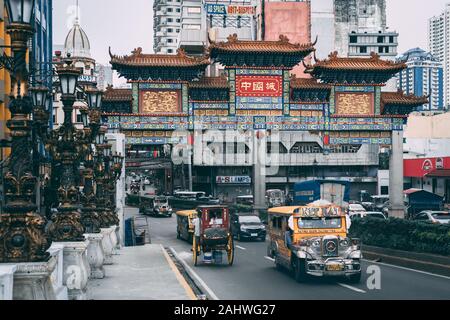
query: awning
[{"left": 426, "top": 169, "right": 450, "bottom": 178}]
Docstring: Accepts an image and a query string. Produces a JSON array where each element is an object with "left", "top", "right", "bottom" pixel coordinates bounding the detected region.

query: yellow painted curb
[{"left": 161, "top": 245, "right": 197, "bottom": 300}]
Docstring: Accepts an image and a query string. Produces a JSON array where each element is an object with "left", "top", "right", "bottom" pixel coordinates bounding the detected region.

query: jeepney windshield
[
  {"left": 297, "top": 217, "right": 342, "bottom": 229},
  {"left": 154, "top": 198, "right": 167, "bottom": 205}
]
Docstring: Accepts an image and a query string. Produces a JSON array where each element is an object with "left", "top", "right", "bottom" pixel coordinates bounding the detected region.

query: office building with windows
[
  {"left": 154, "top": 0, "right": 183, "bottom": 54},
  {"left": 397, "top": 48, "right": 444, "bottom": 112},
  {"left": 429, "top": 3, "right": 450, "bottom": 109},
  {"left": 334, "top": 0, "right": 398, "bottom": 58}
]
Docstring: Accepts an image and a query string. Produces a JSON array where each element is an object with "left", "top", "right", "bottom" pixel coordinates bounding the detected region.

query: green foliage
[
  {"left": 126, "top": 194, "right": 141, "bottom": 206},
  {"left": 349, "top": 217, "right": 450, "bottom": 256}
]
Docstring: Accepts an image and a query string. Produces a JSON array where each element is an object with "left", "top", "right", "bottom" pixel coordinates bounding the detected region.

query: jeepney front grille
[{"left": 322, "top": 238, "right": 339, "bottom": 257}]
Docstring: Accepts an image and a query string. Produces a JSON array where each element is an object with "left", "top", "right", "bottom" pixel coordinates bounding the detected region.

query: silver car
[
  {"left": 350, "top": 211, "right": 387, "bottom": 220},
  {"left": 414, "top": 211, "right": 450, "bottom": 224}
]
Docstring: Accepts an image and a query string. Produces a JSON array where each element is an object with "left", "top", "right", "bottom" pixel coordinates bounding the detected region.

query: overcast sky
[{"left": 53, "top": 0, "right": 450, "bottom": 83}]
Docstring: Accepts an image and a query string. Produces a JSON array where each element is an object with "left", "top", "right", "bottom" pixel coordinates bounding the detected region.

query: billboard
[{"left": 206, "top": 4, "right": 255, "bottom": 15}]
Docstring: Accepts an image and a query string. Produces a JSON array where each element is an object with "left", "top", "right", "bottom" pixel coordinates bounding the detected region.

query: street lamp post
[
  {"left": 79, "top": 87, "right": 104, "bottom": 233},
  {"left": 94, "top": 135, "right": 120, "bottom": 228},
  {"left": 45, "top": 60, "right": 87, "bottom": 242},
  {"left": 0, "top": 0, "right": 50, "bottom": 263}
]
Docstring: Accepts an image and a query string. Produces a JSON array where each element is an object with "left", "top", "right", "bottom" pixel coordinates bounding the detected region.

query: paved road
[{"left": 133, "top": 208, "right": 450, "bottom": 300}]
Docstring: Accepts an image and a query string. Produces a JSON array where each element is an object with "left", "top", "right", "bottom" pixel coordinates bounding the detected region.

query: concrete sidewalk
[{"left": 87, "top": 244, "right": 195, "bottom": 300}]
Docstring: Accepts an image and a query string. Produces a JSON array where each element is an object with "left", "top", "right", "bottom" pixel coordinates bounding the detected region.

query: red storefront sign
[
  {"left": 404, "top": 157, "right": 450, "bottom": 178},
  {"left": 236, "top": 76, "right": 283, "bottom": 97}
]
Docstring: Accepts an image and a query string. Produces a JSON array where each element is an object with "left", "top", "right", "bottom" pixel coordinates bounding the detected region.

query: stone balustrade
[
  {"left": 47, "top": 243, "right": 69, "bottom": 300},
  {"left": 0, "top": 265, "right": 17, "bottom": 300}
]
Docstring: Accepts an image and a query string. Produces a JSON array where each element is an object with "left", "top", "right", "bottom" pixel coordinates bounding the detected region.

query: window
[
  {"left": 416, "top": 213, "right": 429, "bottom": 221},
  {"left": 167, "top": 8, "right": 173, "bottom": 12},
  {"left": 350, "top": 35, "right": 357, "bottom": 44},
  {"left": 168, "top": 28, "right": 173, "bottom": 33},
  {"left": 167, "top": 49, "right": 173, "bottom": 53},
  {"left": 76, "top": 113, "right": 83, "bottom": 123},
  {"left": 389, "top": 36, "right": 394, "bottom": 43},
  {"left": 184, "top": 24, "right": 201, "bottom": 30},
  {"left": 168, "top": 39, "right": 173, "bottom": 43},
  {"left": 188, "top": 7, "right": 201, "bottom": 14},
  {"left": 271, "top": 216, "right": 282, "bottom": 230},
  {"left": 168, "top": 18, "right": 173, "bottom": 22},
  {"left": 176, "top": 19, "right": 181, "bottom": 23},
  {"left": 377, "top": 36, "right": 384, "bottom": 43},
  {"left": 52, "top": 114, "right": 56, "bottom": 123},
  {"left": 360, "top": 46, "right": 367, "bottom": 53},
  {"left": 381, "top": 186, "right": 389, "bottom": 195}
]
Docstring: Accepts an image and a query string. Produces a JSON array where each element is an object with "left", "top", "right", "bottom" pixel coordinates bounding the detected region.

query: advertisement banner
[{"left": 206, "top": 4, "right": 255, "bottom": 15}]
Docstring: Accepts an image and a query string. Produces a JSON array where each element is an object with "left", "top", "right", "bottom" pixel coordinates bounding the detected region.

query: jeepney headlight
[
  {"left": 340, "top": 239, "right": 350, "bottom": 247},
  {"left": 240, "top": 226, "right": 247, "bottom": 232},
  {"left": 312, "top": 240, "right": 321, "bottom": 247}
]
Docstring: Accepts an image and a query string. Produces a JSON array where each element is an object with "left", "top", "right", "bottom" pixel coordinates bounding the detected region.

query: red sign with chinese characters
[{"left": 236, "top": 76, "right": 283, "bottom": 97}]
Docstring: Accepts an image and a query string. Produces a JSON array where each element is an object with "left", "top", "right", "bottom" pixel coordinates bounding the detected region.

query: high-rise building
[
  {"left": 0, "top": 0, "right": 12, "bottom": 161},
  {"left": 95, "top": 64, "right": 114, "bottom": 91},
  {"left": 30, "top": 0, "right": 53, "bottom": 81},
  {"left": 334, "top": 0, "right": 398, "bottom": 58},
  {"left": 178, "top": 0, "right": 258, "bottom": 76},
  {"left": 429, "top": 3, "right": 450, "bottom": 109},
  {"left": 311, "top": 0, "right": 335, "bottom": 60},
  {"left": 1, "top": 0, "right": 52, "bottom": 160},
  {"left": 178, "top": 0, "right": 204, "bottom": 55},
  {"left": 397, "top": 48, "right": 444, "bottom": 112},
  {"left": 259, "top": 0, "right": 311, "bottom": 77},
  {"left": 153, "top": 0, "right": 182, "bottom": 54}
]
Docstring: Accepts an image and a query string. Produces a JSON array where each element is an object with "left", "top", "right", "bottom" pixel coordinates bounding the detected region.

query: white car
[
  {"left": 350, "top": 211, "right": 387, "bottom": 220},
  {"left": 414, "top": 211, "right": 450, "bottom": 224},
  {"left": 348, "top": 203, "right": 366, "bottom": 214}
]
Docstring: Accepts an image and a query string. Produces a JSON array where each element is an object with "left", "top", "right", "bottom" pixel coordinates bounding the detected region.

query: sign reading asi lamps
[{"left": 216, "top": 176, "right": 252, "bottom": 184}]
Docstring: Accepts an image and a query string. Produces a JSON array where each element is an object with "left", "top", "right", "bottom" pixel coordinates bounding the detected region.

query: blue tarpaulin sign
[{"left": 206, "top": 4, "right": 227, "bottom": 15}]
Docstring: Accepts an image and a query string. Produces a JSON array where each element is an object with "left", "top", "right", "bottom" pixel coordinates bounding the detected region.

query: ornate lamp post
[
  {"left": 0, "top": 0, "right": 50, "bottom": 263},
  {"left": 93, "top": 130, "right": 119, "bottom": 227},
  {"left": 46, "top": 60, "right": 87, "bottom": 242},
  {"left": 79, "top": 87, "right": 104, "bottom": 233}
]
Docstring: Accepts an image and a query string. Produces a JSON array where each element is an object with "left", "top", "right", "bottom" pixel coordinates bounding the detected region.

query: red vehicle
[{"left": 192, "top": 206, "right": 234, "bottom": 266}]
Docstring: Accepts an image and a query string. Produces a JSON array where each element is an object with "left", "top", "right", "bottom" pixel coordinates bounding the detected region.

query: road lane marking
[
  {"left": 161, "top": 245, "right": 197, "bottom": 300},
  {"left": 265, "top": 256, "right": 275, "bottom": 262},
  {"left": 362, "top": 259, "right": 450, "bottom": 280},
  {"left": 338, "top": 283, "right": 366, "bottom": 293},
  {"left": 169, "top": 247, "right": 220, "bottom": 300},
  {"left": 236, "top": 245, "right": 247, "bottom": 250}
]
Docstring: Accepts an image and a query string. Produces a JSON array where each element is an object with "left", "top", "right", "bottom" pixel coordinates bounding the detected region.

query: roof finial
[{"left": 75, "top": 0, "right": 80, "bottom": 25}]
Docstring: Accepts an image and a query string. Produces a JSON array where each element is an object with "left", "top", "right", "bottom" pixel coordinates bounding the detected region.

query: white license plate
[{"left": 251, "top": 233, "right": 258, "bottom": 237}]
